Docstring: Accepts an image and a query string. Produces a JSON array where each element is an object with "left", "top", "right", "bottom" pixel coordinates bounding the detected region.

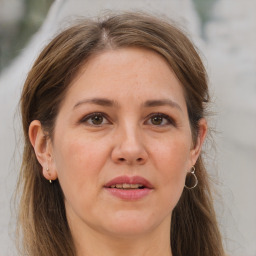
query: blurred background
[
  {"left": 0, "top": 0, "right": 53, "bottom": 73},
  {"left": 0, "top": 0, "right": 216, "bottom": 74},
  {"left": 0, "top": 0, "right": 255, "bottom": 255}
]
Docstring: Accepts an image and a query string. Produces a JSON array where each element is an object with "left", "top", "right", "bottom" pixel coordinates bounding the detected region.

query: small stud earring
[{"left": 46, "top": 166, "right": 53, "bottom": 184}]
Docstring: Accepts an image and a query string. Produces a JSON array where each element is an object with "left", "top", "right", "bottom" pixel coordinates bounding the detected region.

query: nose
[{"left": 111, "top": 126, "right": 148, "bottom": 165}]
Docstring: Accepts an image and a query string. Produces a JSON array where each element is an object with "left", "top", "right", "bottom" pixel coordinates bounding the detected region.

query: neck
[{"left": 71, "top": 218, "right": 173, "bottom": 256}]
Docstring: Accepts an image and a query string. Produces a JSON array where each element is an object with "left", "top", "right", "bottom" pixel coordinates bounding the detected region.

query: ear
[
  {"left": 189, "top": 118, "right": 208, "bottom": 166},
  {"left": 29, "top": 120, "right": 58, "bottom": 181}
]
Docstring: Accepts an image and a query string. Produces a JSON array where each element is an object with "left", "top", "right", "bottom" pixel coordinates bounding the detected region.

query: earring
[
  {"left": 185, "top": 166, "right": 198, "bottom": 189},
  {"left": 46, "top": 167, "right": 52, "bottom": 184}
]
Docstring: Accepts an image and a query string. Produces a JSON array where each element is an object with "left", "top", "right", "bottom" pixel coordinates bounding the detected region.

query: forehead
[{"left": 64, "top": 47, "right": 187, "bottom": 110}]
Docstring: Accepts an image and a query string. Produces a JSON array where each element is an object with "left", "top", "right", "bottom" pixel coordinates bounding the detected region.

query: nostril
[{"left": 116, "top": 157, "right": 145, "bottom": 164}]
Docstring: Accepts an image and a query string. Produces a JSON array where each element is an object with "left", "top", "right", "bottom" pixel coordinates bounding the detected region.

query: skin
[{"left": 30, "top": 47, "right": 207, "bottom": 256}]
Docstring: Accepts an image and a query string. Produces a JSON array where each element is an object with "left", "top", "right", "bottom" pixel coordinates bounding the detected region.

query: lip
[
  {"left": 104, "top": 175, "right": 154, "bottom": 200},
  {"left": 104, "top": 175, "right": 154, "bottom": 189}
]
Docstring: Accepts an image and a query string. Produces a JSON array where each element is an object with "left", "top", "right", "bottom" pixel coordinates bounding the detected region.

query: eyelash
[{"left": 80, "top": 112, "right": 176, "bottom": 127}]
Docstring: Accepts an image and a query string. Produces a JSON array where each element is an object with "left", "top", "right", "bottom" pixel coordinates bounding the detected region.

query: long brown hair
[{"left": 17, "top": 12, "right": 225, "bottom": 256}]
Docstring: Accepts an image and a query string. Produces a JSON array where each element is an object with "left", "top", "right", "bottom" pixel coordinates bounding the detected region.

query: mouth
[
  {"left": 104, "top": 176, "right": 153, "bottom": 200},
  {"left": 109, "top": 183, "right": 146, "bottom": 189}
]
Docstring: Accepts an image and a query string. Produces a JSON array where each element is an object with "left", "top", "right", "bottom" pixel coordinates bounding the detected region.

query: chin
[
  {"left": 106, "top": 225, "right": 153, "bottom": 238},
  {"left": 101, "top": 211, "right": 162, "bottom": 237}
]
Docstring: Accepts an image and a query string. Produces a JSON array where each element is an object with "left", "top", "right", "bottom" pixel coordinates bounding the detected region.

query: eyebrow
[
  {"left": 73, "top": 97, "right": 182, "bottom": 111},
  {"left": 73, "top": 98, "right": 118, "bottom": 109},
  {"left": 143, "top": 99, "right": 182, "bottom": 111}
]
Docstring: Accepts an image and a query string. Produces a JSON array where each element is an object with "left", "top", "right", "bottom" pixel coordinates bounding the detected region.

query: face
[{"left": 45, "top": 47, "right": 205, "bottom": 238}]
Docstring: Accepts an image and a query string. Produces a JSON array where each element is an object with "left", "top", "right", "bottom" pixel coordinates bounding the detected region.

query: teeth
[
  {"left": 130, "top": 184, "right": 142, "bottom": 189},
  {"left": 110, "top": 183, "right": 144, "bottom": 189},
  {"left": 123, "top": 183, "right": 131, "bottom": 189}
]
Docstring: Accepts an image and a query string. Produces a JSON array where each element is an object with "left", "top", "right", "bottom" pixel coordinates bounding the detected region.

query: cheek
[
  {"left": 52, "top": 132, "right": 110, "bottom": 194},
  {"left": 151, "top": 136, "right": 191, "bottom": 174},
  {"left": 150, "top": 136, "right": 191, "bottom": 203}
]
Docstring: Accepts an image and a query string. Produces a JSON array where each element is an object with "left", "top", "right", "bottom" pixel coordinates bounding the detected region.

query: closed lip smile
[{"left": 104, "top": 175, "right": 154, "bottom": 200}]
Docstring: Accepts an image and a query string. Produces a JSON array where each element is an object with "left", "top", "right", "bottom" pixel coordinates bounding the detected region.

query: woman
[{"left": 17, "top": 12, "right": 225, "bottom": 256}]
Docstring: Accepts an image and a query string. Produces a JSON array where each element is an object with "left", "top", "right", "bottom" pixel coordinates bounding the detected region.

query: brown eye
[
  {"left": 151, "top": 116, "right": 163, "bottom": 125},
  {"left": 145, "top": 113, "right": 175, "bottom": 126},
  {"left": 81, "top": 112, "right": 109, "bottom": 126},
  {"left": 91, "top": 115, "right": 104, "bottom": 125}
]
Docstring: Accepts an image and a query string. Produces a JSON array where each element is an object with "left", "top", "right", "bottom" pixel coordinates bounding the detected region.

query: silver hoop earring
[{"left": 185, "top": 166, "right": 198, "bottom": 189}]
